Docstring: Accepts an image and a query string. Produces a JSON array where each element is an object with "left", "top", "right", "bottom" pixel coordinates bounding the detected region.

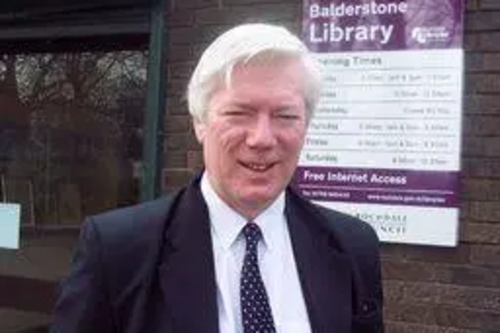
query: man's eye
[
  {"left": 224, "top": 111, "right": 249, "bottom": 117},
  {"left": 276, "top": 114, "right": 299, "bottom": 120}
]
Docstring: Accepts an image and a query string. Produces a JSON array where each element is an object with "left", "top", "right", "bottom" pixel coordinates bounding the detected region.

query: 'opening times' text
[{"left": 302, "top": 50, "right": 462, "bottom": 171}]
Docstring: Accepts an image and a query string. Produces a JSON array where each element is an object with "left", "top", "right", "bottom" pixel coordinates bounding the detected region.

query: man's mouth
[{"left": 240, "top": 161, "right": 276, "bottom": 172}]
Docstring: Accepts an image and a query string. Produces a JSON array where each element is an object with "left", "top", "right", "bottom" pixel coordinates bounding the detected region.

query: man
[{"left": 51, "top": 23, "right": 383, "bottom": 333}]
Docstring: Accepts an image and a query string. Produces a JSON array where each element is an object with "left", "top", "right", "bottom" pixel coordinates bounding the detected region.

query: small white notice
[{"left": 0, "top": 203, "right": 21, "bottom": 249}]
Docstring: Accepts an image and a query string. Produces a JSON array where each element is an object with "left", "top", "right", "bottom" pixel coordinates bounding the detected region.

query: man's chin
[{"left": 240, "top": 191, "right": 279, "bottom": 210}]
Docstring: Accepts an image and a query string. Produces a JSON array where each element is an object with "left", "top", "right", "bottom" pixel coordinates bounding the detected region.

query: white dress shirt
[{"left": 201, "top": 174, "right": 312, "bottom": 333}]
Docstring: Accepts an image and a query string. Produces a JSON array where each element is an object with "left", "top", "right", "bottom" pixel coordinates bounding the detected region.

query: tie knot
[{"left": 242, "top": 222, "right": 262, "bottom": 247}]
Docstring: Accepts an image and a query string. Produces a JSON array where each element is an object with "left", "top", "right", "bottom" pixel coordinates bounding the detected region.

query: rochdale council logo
[{"left": 411, "top": 26, "right": 450, "bottom": 44}]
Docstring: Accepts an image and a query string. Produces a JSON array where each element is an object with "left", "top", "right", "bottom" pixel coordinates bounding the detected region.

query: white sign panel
[{"left": 0, "top": 203, "right": 21, "bottom": 249}]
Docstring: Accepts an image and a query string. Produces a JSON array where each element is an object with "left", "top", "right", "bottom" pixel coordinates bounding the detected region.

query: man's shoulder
[
  {"left": 313, "top": 203, "right": 378, "bottom": 242},
  {"left": 287, "top": 188, "right": 379, "bottom": 247},
  {"left": 86, "top": 189, "right": 182, "bottom": 247},
  {"left": 290, "top": 192, "right": 380, "bottom": 253},
  {"left": 77, "top": 190, "right": 184, "bottom": 286}
]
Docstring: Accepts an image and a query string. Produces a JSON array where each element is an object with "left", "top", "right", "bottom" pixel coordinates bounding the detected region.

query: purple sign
[
  {"left": 303, "top": 0, "right": 464, "bottom": 52},
  {"left": 299, "top": 0, "right": 464, "bottom": 246}
]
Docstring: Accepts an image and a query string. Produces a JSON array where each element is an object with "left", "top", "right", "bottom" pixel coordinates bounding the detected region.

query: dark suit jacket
[{"left": 51, "top": 175, "right": 383, "bottom": 333}]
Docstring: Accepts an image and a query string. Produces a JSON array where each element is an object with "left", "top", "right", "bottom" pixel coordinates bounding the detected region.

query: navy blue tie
[{"left": 240, "top": 223, "right": 276, "bottom": 333}]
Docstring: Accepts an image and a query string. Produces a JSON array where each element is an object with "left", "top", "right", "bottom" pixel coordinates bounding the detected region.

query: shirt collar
[{"left": 200, "top": 173, "right": 286, "bottom": 252}]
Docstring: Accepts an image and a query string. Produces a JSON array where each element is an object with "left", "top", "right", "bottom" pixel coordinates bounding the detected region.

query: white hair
[{"left": 187, "top": 23, "right": 321, "bottom": 123}]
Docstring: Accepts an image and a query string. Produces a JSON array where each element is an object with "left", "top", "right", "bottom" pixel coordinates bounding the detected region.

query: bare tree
[{"left": 0, "top": 50, "right": 148, "bottom": 224}]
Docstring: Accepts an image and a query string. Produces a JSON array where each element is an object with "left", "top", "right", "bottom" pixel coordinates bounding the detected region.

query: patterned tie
[{"left": 240, "top": 223, "right": 276, "bottom": 333}]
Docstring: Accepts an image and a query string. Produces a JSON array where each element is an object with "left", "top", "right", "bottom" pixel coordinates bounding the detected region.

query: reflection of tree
[
  {"left": 0, "top": 50, "right": 147, "bottom": 224},
  {"left": 0, "top": 55, "right": 20, "bottom": 100}
]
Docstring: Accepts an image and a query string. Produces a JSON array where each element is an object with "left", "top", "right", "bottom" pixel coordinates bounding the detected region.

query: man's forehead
[
  {"left": 233, "top": 54, "right": 303, "bottom": 72},
  {"left": 220, "top": 57, "right": 305, "bottom": 88}
]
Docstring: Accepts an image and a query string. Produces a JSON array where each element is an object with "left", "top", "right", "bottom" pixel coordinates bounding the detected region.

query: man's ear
[{"left": 193, "top": 117, "right": 206, "bottom": 143}]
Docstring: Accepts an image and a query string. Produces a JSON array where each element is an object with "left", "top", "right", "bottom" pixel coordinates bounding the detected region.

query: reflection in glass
[{"left": 0, "top": 51, "right": 147, "bottom": 225}]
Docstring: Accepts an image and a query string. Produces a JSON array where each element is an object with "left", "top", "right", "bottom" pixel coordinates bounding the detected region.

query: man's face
[{"left": 194, "top": 57, "right": 308, "bottom": 218}]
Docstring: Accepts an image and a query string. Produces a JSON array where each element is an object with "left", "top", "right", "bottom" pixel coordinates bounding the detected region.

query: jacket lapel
[
  {"left": 286, "top": 191, "right": 353, "bottom": 333},
  {"left": 151, "top": 179, "right": 353, "bottom": 333},
  {"left": 157, "top": 179, "right": 219, "bottom": 333}
]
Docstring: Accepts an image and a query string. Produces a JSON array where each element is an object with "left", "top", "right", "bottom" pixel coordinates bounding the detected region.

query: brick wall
[{"left": 162, "top": 0, "right": 500, "bottom": 331}]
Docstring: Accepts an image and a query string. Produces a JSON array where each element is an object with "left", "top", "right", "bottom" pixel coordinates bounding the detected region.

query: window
[
  {"left": 0, "top": 50, "right": 147, "bottom": 226},
  {"left": 0, "top": 1, "right": 160, "bottom": 330}
]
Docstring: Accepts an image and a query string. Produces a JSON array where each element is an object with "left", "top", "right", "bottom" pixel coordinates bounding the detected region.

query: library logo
[{"left": 411, "top": 26, "right": 450, "bottom": 44}]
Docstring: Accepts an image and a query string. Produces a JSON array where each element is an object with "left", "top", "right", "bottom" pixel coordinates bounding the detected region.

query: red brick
[
  {"left": 167, "top": 61, "right": 196, "bottom": 81},
  {"left": 381, "top": 244, "right": 471, "bottom": 265},
  {"left": 477, "top": 31, "right": 500, "bottom": 51},
  {"left": 163, "top": 151, "right": 187, "bottom": 169},
  {"left": 461, "top": 179, "right": 500, "bottom": 201},
  {"left": 449, "top": 264, "right": 500, "bottom": 287},
  {"left": 464, "top": 52, "right": 483, "bottom": 72},
  {"left": 469, "top": 244, "right": 500, "bottom": 265},
  {"left": 483, "top": 53, "right": 500, "bottom": 71},
  {"left": 382, "top": 260, "right": 451, "bottom": 283},
  {"left": 462, "top": 157, "right": 500, "bottom": 177},
  {"left": 462, "top": 136, "right": 500, "bottom": 158},
  {"left": 162, "top": 168, "right": 193, "bottom": 189},
  {"left": 194, "top": 4, "right": 299, "bottom": 26},
  {"left": 481, "top": 0, "right": 500, "bottom": 9},
  {"left": 225, "top": 0, "right": 298, "bottom": 5},
  {"left": 462, "top": 115, "right": 500, "bottom": 135},
  {"left": 169, "top": 25, "right": 229, "bottom": 46},
  {"left": 165, "top": 133, "right": 189, "bottom": 151},
  {"left": 385, "top": 281, "right": 500, "bottom": 312},
  {"left": 461, "top": 222, "right": 500, "bottom": 244},
  {"left": 165, "top": 9, "right": 195, "bottom": 27},
  {"left": 164, "top": 115, "right": 190, "bottom": 134},
  {"left": 464, "top": 33, "right": 478, "bottom": 51},
  {"left": 435, "top": 306, "right": 500, "bottom": 330},
  {"left": 187, "top": 149, "right": 204, "bottom": 170},
  {"left": 167, "top": 43, "right": 205, "bottom": 63},
  {"left": 382, "top": 280, "right": 405, "bottom": 301},
  {"left": 467, "top": 0, "right": 479, "bottom": 11},
  {"left": 385, "top": 300, "right": 500, "bottom": 330},
  {"left": 384, "top": 302, "right": 438, "bottom": 324},
  {"left": 464, "top": 52, "right": 500, "bottom": 72},
  {"left": 386, "top": 321, "right": 482, "bottom": 333},
  {"left": 402, "top": 282, "right": 443, "bottom": 303},
  {"left": 466, "top": 73, "right": 500, "bottom": 93},
  {"left": 464, "top": 95, "right": 500, "bottom": 115},
  {"left": 468, "top": 201, "right": 500, "bottom": 222},
  {"left": 169, "top": 0, "right": 216, "bottom": 10},
  {"left": 440, "top": 285, "right": 500, "bottom": 311},
  {"left": 466, "top": 11, "right": 500, "bottom": 31},
  {"left": 166, "top": 96, "right": 189, "bottom": 115},
  {"left": 166, "top": 78, "right": 190, "bottom": 97}
]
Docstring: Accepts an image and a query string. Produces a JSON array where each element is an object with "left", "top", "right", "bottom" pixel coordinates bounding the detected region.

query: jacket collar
[
  {"left": 286, "top": 189, "right": 354, "bottom": 333},
  {"left": 156, "top": 175, "right": 353, "bottom": 333},
  {"left": 158, "top": 175, "right": 219, "bottom": 333}
]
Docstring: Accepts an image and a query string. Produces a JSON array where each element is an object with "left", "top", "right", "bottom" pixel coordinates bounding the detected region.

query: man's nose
[{"left": 246, "top": 115, "right": 277, "bottom": 148}]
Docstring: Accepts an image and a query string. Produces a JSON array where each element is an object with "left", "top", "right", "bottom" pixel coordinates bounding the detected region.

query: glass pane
[
  {"left": 0, "top": 50, "right": 148, "bottom": 332},
  {"left": 0, "top": 51, "right": 147, "bottom": 225}
]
